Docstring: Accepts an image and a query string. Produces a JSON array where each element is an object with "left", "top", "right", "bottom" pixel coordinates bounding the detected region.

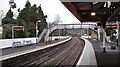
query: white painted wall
[
  {"left": 0, "top": 36, "right": 70, "bottom": 49},
  {"left": 47, "top": 36, "right": 70, "bottom": 41},
  {"left": 0, "top": 38, "right": 36, "bottom": 49}
]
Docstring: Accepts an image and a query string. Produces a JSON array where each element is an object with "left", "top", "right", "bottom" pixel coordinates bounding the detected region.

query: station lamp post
[
  {"left": 36, "top": 16, "right": 47, "bottom": 43},
  {"left": 36, "top": 20, "right": 41, "bottom": 43}
]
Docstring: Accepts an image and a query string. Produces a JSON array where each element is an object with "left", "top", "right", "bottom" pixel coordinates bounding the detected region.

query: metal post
[
  {"left": 81, "top": 23, "right": 82, "bottom": 37},
  {"left": 89, "top": 24, "right": 90, "bottom": 38},
  {"left": 50, "top": 23, "right": 52, "bottom": 41},
  {"left": 48, "top": 22, "right": 50, "bottom": 42},
  {"left": 12, "top": 27, "right": 14, "bottom": 46},
  {"left": 117, "top": 21, "right": 119, "bottom": 46},
  {"left": 65, "top": 25, "right": 66, "bottom": 36},
  {"left": 87, "top": 26, "right": 89, "bottom": 38},
  {"left": 73, "top": 24, "right": 74, "bottom": 37},
  {"left": 59, "top": 24, "right": 60, "bottom": 39},
  {"left": 36, "top": 21, "right": 38, "bottom": 43},
  {"left": 49, "top": 22, "right": 51, "bottom": 42},
  {"left": 73, "top": 24, "right": 74, "bottom": 29}
]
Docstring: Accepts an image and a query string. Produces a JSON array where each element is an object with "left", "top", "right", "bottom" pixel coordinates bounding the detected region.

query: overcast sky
[{"left": 0, "top": 0, "right": 81, "bottom": 24}]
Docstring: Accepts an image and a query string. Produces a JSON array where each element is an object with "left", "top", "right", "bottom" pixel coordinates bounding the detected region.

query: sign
[
  {"left": 13, "top": 26, "right": 24, "bottom": 31},
  {"left": 14, "top": 27, "right": 24, "bottom": 31},
  {"left": 106, "top": 25, "right": 117, "bottom": 28}
]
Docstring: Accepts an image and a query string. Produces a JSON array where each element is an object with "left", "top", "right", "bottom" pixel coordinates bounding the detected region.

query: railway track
[
  {"left": 2, "top": 37, "right": 85, "bottom": 67},
  {"left": 39, "top": 37, "right": 84, "bottom": 67}
]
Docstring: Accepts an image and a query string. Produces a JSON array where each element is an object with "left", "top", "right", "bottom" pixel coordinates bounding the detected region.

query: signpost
[{"left": 12, "top": 26, "right": 24, "bottom": 45}]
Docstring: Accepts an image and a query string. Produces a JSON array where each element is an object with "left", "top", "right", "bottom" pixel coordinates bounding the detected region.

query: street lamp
[
  {"left": 36, "top": 20, "right": 41, "bottom": 43},
  {"left": 36, "top": 15, "right": 47, "bottom": 43}
]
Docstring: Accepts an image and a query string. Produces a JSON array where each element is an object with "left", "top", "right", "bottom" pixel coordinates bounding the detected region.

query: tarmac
[{"left": 88, "top": 39, "right": 120, "bottom": 67}]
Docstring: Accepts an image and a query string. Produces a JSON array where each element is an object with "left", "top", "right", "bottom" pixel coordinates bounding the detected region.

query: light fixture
[{"left": 91, "top": 12, "right": 96, "bottom": 16}]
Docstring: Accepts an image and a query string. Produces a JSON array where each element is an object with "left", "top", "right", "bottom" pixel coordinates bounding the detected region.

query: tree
[
  {"left": 17, "top": 0, "right": 31, "bottom": 22},
  {"left": 6, "top": 9, "right": 13, "bottom": 18},
  {"left": 53, "top": 15, "right": 62, "bottom": 37},
  {"left": 17, "top": 1, "right": 37, "bottom": 37},
  {"left": 37, "top": 5, "right": 47, "bottom": 34},
  {"left": 2, "top": 9, "right": 14, "bottom": 24},
  {"left": 28, "top": 4, "right": 37, "bottom": 22},
  {"left": 37, "top": 5, "right": 44, "bottom": 21},
  {"left": 37, "top": 5, "right": 47, "bottom": 28},
  {"left": 53, "top": 15, "right": 61, "bottom": 25},
  {"left": 16, "top": 1, "right": 48, "bottom": 37}
]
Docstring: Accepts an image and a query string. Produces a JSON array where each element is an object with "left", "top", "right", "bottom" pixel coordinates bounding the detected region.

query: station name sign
[{"left": 13, "top": 26, "right": 24, "bottom": 31}]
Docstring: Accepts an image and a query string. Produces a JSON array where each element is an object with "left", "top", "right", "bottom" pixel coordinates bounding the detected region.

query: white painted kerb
[
  {"left": 0, "top": 37, "right": 72, "bottom": 61},
  {"left": 76, "top": 38, "right": 97, "bottom": 66}
]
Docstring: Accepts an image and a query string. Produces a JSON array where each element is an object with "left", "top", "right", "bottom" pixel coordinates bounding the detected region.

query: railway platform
[
  {"left": 88, "top": 38, "right": 120, "bottom": 67},
  {"left": 0, "top": 37, "right": 71, "bottom": 61}
]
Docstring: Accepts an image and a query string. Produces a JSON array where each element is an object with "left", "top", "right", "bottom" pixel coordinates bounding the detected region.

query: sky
[{"left": 0, "top": 0, "right": 81, "bottom": 24}]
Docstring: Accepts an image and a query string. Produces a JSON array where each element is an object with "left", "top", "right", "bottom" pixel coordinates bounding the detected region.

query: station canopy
[{"left": 61, "top": 1, "right": 120, "bottom": 24}]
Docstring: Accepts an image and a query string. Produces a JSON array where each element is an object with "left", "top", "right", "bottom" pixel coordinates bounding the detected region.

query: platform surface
[{"left": 88, "top": 39, "right": 120, "bottom": 67}]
